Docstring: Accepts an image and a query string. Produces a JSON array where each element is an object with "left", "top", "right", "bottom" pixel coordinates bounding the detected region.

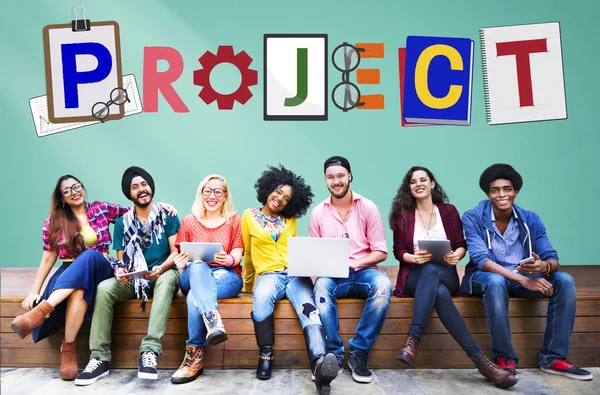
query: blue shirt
[{"left": 490, "top": 206, "right": 524, "bottom": 271}]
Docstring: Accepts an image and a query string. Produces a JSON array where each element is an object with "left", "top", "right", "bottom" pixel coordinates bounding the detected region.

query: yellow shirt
[
  {"left": 63, "top": 223, "right": 98, "bottom": 263},
  {"left": 241, "top": 208, "right": 296, "bottom": 292},
  {"left": 80, "top": 223, "right": 98, "bottom": 247}
]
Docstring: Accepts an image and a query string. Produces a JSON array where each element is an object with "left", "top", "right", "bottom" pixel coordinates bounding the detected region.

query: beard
[
  {"left": 328, "top": 183, "right": 349, "bottom": 199},
  {"left": 132, "top": 191, "right": 153, "bottom": 208}
]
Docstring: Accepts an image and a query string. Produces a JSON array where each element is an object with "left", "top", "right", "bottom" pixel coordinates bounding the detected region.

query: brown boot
[
  {"left": 471, "top": 354, "right": 519, "bottom": 389},
  {"left": 170, "top": 345, "right": 204, "bottom": 384},
  {"left": 11, "top": 300, "right": 54, "bottom": 338},
  {"left": 60, "top": 339, "right": 78, "bottom": 380},
  {"left": 397, "top": 334, "right": 419, "bottom": 366}
]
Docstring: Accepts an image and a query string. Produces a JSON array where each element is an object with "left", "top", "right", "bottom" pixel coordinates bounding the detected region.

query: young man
[
  {"left": 311, "top": 156, "right": 392, "bottom": 384},
  {"left": 461, "top": 163, "right": 593, "bottom": 381},
  {"left": 75, "top": 166, "right": 181, "bottom": 385}
]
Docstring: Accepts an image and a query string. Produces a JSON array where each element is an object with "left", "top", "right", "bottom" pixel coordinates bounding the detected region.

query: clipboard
[{"left": 43, "top": 6, "right": 123, "bottom": 124}]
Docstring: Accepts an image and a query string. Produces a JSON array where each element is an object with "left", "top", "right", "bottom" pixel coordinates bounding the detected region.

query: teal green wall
[{"left": 1, "top": 0, "right": 598, "bottom": 268}]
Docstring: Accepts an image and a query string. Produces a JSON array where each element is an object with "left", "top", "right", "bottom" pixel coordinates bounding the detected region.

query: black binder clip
[{"left": 71, "top": 6, "right": 90, "bottom": 31}]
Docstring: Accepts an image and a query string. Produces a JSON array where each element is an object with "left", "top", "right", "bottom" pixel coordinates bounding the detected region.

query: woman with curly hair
[
  {"left": 242, "top": 164, "right": 338, "bottom": 395},
  {"left": 389, "top": 166, "right": 517, "bottom": 389}
]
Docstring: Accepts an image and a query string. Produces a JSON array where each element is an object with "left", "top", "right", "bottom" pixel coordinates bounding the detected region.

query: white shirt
[{"left": 413, "top": 205, "right": 447, "bottom": 252}]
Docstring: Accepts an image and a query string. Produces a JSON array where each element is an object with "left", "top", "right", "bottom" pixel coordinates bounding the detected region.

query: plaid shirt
[{"left": 42, "top": 201, "right": 130, "bottom": 260}]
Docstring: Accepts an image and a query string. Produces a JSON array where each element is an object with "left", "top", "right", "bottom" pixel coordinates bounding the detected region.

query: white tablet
[
  {"left": 116, "top": 269, "right": 151, "bottom": 280},
  {"left": 417, "top": 239, "right": 452, "bottom": 264},
  {"left": 179, "top": 242, "right": 224, "bottom": 262}
]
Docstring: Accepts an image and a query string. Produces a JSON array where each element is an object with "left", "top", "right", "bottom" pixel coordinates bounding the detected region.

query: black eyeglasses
[
  {"left": 331, "top": 42, "right": 366, "bottom": 112},
  {"left": 203, "top": 187, "right": 224, "bottom": 197},
  {"left": 61, "top": 183, "right": 83, "bottom": 197},
  {"left": 92, "top": 88, "right": 129, "bottom": 123}
]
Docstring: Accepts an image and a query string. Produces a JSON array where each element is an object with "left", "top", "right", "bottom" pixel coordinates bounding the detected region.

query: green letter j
[{"left": 284, "top": 48, "right": 308, "bottom": 107}]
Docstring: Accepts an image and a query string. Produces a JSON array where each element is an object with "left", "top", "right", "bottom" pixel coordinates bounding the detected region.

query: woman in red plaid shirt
[{"left": 11, "top": 174, "right": 174, "bottom": 381}]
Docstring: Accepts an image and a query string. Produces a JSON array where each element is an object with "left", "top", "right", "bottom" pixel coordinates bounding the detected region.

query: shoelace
[
  {"left": 406, "top": 337, "right": 417, "bottom": 348},
  {"left": 555, "top": 358, "right": 573, "bottom": 368},
  {"left": 181, "top": 351, "right": 195, "bottom": 368},
  {"left": 142, "top": 352, "right": 157, "bottom": 367},
  {"left": 482, "top": 356, "right": 498, "bottom": 371},
  {"left": 499, "top": 357, "right": 514, "bottom": 368},
  {"left": 352, "top": 352, "right": 368, "bottom": 365},
  {"left": 82, "top": 359, "right": 102, "bottom": 373}
]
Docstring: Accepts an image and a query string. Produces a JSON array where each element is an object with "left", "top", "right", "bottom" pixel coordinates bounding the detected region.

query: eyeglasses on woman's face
[
  {"left": 61, "top": 183, "right": 83, "bottom": 197},
  {"left": 203, "top": 187, "right": 224, "bottom": 198}
]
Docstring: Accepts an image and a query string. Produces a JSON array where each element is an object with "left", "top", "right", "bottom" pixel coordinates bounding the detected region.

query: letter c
[{"left": 414, "top": 44, "right": 463, "bottom": 109}]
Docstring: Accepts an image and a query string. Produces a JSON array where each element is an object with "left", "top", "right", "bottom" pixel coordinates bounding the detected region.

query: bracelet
[
  {"left": 227, "top": 254, "right": 235, "bottom": 267},
  {"left": 543, "top": 261, "right": 551, "bottom": 275},
  {"left": 158, "top": 266, "right": 163, "bottom": 275}
]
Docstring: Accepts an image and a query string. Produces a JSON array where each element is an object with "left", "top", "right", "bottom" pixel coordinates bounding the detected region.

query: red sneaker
[
  {"left": 540, "top": 358, "right": 593, "bottom": 381},
  {"left": 496, "top": 357, "right": 517, "bottom": 376}
]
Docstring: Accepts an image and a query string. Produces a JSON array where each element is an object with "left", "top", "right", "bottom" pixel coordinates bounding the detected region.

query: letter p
[{"left": 61, "top": 42, "right": 112, "bottom": 109}]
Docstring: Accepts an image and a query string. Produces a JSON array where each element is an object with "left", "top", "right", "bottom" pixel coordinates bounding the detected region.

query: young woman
[
  {"left": 242, "top": 165, "right": 338, "bottom": 395},
  {"left": 11, "top": 175, "right": 175, "bottom": 381},
  {"left": 171, "top": 174, "right": 244, "bottom": 384},
  {"left": 389, "top": 166, "right": 518, "bottom": 389}
]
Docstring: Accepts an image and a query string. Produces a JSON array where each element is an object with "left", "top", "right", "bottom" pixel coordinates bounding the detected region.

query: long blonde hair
[{"left": 191, "top": 174, "right": 236, "bottom": 222}]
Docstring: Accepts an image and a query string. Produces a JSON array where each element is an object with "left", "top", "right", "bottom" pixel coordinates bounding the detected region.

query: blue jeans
[
  {"left": 314, "top": 268, "right": 392, "bottom": 359},
  {"left": 179, "top": 261, "right": 243, "bottom": 347},
  {"left": 471, "top": 270, "right": 576, "bottom": 367},
  {"left": 252, "top": 271, "right": 321, "bottom": 327},
  {"left": 406, "top": 264, "right": 482, "bottom": 358}
]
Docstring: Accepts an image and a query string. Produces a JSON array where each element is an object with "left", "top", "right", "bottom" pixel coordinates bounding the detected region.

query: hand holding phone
[{"left": 518, "top": 256, "right": 534, "bottom": 266}]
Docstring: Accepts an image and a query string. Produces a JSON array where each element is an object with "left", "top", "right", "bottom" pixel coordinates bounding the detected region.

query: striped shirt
[{"left": 489, "top": 207, "right": 524, "bottom": 271}]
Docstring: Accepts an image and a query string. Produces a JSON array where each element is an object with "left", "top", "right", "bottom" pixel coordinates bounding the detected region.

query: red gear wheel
[{"left": 193, "top": 46, "right": 258, "bottom": 110}]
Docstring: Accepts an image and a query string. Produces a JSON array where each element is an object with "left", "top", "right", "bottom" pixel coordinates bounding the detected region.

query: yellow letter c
[{"left": 415, "top": 44, "right": 463, "bottom": 109}]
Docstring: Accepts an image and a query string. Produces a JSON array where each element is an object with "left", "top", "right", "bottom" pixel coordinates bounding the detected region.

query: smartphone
[{"left": 518, "top": 256, "right": 534, "bottom": 266}]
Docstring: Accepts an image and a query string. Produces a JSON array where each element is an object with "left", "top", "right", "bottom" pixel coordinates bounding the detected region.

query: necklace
[{"left": 416, "top": 205, "right": 435, "bottom": 239}]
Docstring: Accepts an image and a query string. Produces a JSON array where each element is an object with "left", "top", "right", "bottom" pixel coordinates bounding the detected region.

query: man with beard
[
  {"left": 310, "top": 156, "right": 391, "bottom": 384},
  {"left": 75, "top": 166, "right": 181, "bottom": 386}
]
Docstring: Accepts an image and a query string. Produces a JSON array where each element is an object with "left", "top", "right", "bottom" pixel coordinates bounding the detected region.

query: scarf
[
  {"left": 251, "top": 207, "right": 286, "bottom": 242},
  {"left": 121, "top": 201, "right": 166, "bottom": 307}
]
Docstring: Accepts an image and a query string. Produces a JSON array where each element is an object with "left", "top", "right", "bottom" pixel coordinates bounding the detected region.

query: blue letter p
[{"left": 61, "top": 42, "right": 112, "bottom": 108}]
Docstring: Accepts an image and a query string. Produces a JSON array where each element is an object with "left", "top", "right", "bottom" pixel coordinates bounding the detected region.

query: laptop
[{"left": 287, "top": 237, "right": 350, "bottom": 278}]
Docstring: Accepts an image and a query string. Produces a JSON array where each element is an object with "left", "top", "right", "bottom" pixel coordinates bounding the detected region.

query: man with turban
[{"left": 76, "top": 166, "right": 181, "bottom": 385}]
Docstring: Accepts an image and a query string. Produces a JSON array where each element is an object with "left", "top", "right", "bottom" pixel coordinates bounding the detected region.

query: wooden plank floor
[{"left": 2, "top": 265, "right": 599, "bottom": 369}]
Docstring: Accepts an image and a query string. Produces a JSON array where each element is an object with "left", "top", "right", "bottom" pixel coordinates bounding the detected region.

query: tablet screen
[
  {"left": 179, "top": 242, "right": 223, "bottom": 262},
  {"left": 417, "top": 239, "right": 452, "bottom": 264}
]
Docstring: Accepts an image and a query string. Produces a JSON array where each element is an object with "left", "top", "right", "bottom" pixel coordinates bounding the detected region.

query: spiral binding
[{"left": 480, "top": 29, "right": 491, "bottom": 123}]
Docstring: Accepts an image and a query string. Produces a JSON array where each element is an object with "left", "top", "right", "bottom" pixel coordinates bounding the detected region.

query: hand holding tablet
[
  {"left": 417, "top": 239, "right": 452, "bottom": 265},
  {"left": 116, "top": 269, "right": 151, "bottom": 280},
  {"left": 179, "top": 242, "right": 224, "bottom": 263}
]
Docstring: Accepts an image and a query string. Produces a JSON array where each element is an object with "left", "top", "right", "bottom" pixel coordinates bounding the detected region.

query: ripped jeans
[
  {"left": 314, "top": 268, "right": 392, "bottom": 359},
  {"left": 180, "top": 261, "right": 243, "bottom": 347},
  {"left": 252, "top": 271, "right": 321, "bottom": 327}
]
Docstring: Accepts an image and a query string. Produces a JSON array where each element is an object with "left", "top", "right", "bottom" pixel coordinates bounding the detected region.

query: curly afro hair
[
  {"left": 479, "top": 163, "right": 523, "bottom": 194},
  {"left": 254, "top": 164, "right": 314, "bottom": 219}
]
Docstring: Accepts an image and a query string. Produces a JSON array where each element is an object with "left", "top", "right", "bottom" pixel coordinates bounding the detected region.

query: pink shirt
[{"left": 308, "top": 191, "right": 388, "bottom": 270}]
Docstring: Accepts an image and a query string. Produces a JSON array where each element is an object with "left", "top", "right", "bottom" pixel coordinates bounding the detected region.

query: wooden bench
[{"left": 2, "top": 266, "right": 599, "bottom": 369}]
